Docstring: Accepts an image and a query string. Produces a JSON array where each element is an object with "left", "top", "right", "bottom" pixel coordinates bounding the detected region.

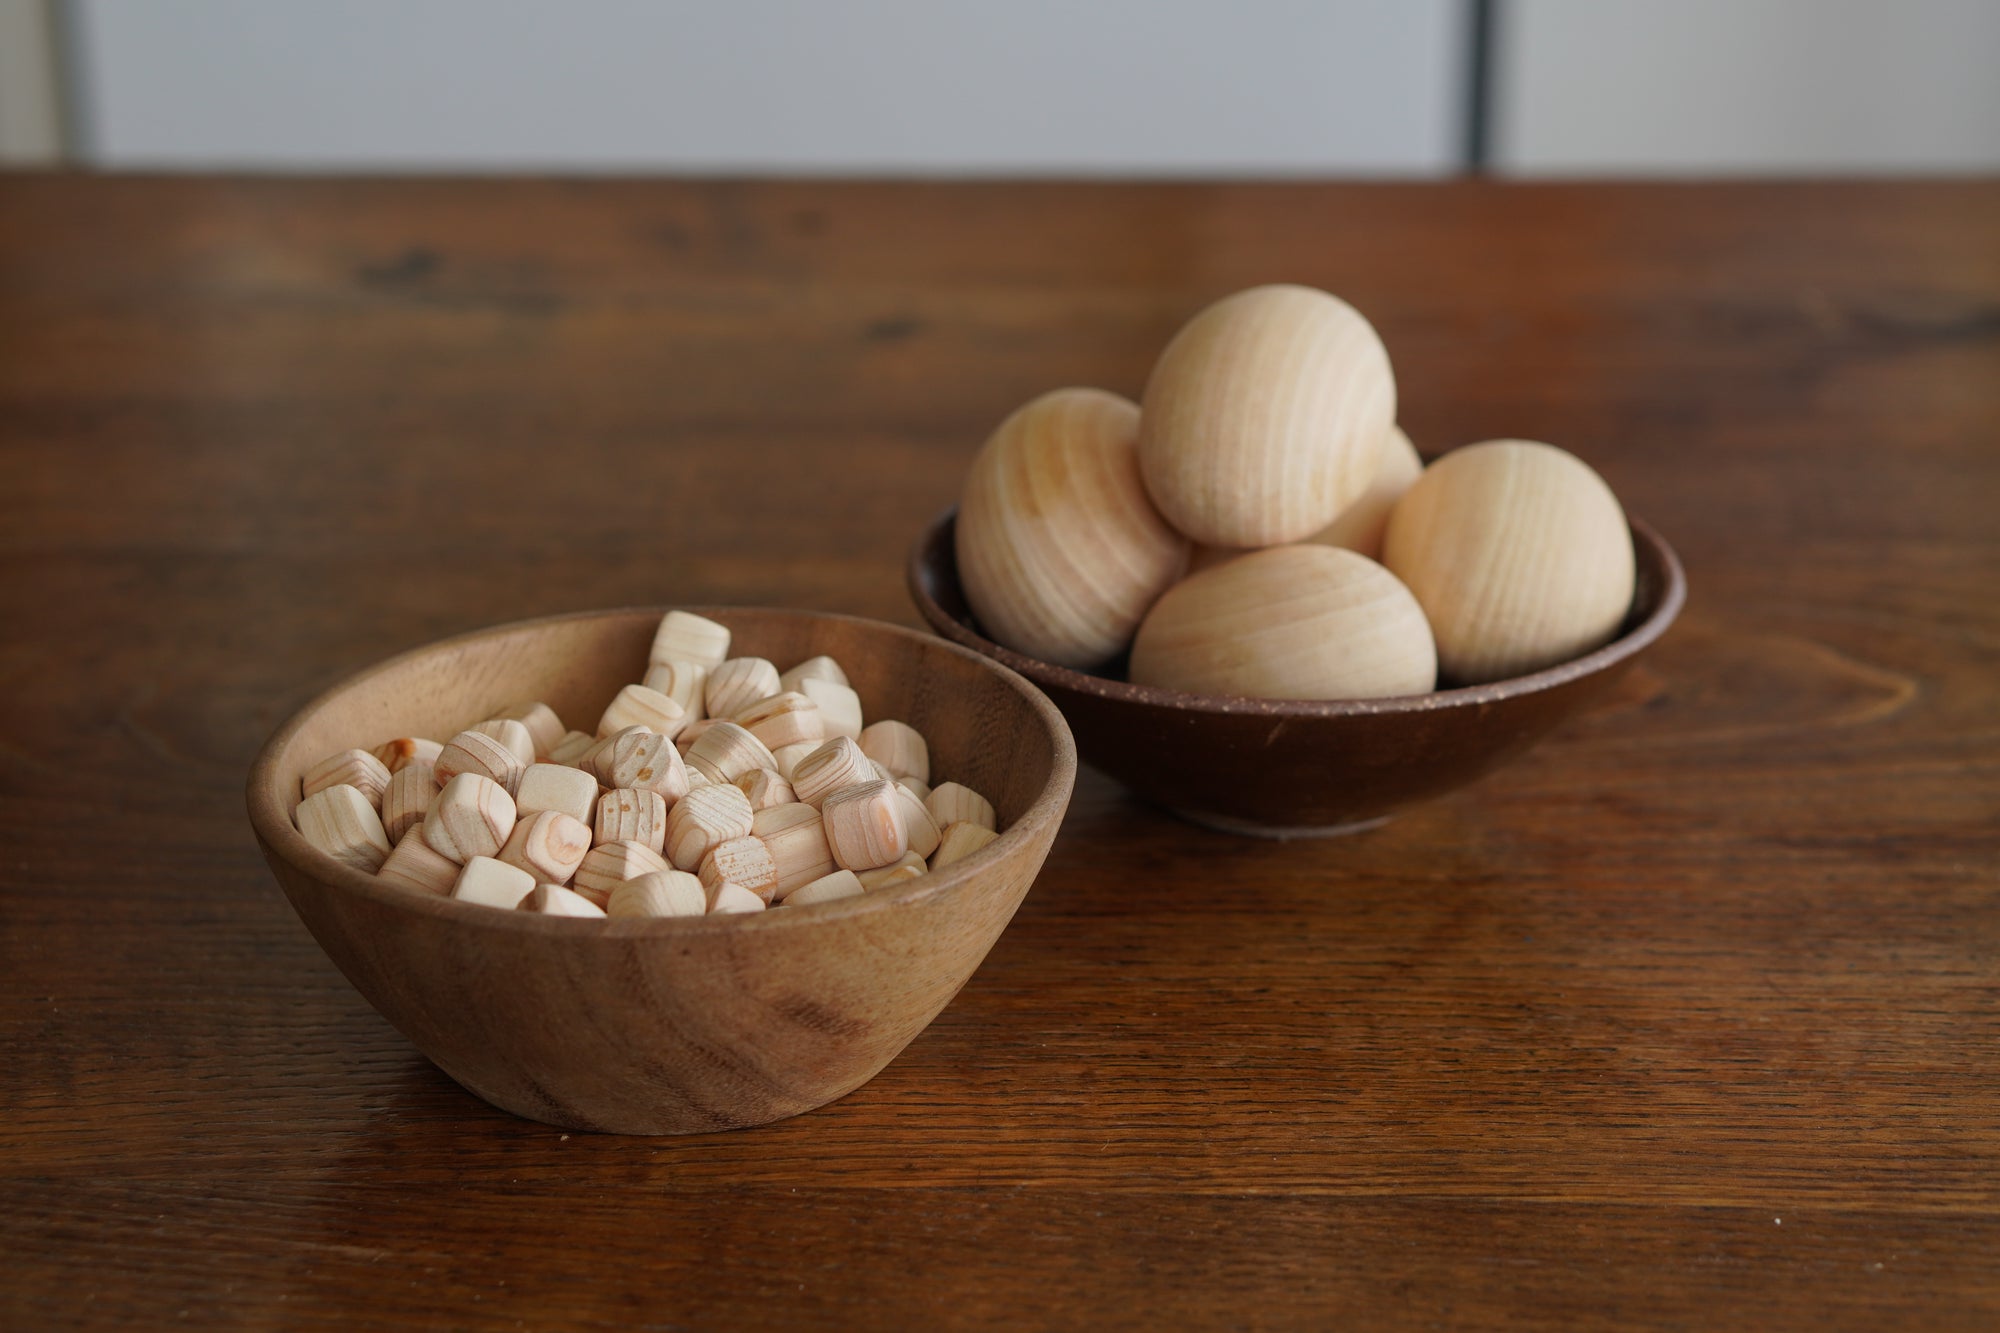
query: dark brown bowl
[{"left": 909, "top": 510, "right": 1685, "bottom": 836}]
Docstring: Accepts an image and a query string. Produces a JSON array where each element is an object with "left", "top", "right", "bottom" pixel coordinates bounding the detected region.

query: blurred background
[{"left": 2, "top": 0, "right": 1996, "bottom": 175}]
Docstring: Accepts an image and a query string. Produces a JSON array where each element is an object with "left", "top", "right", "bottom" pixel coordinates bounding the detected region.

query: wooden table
[{"left": 3, "top": 177, "right": 1995, "bottom": 1329}]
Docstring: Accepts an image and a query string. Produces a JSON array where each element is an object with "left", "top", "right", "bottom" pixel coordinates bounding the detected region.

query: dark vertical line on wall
[
  {"left": 48, "top": 0, "right": 95, "bottom": 163},
  {"left": 1463, "top": 0, "right": 1497, "bottom": 173}
]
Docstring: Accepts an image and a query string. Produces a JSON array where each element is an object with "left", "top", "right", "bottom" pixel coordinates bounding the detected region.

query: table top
[{"left": 3, "top": 175, "right": 1995, "bottom": 1330}]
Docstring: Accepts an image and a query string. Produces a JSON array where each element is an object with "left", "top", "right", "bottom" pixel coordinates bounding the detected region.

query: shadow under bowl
[
  {"left": 247, "top": 606, "right": 1077, "bottom": 1134},
  {"left": 908, "top": 510, "right": 1684, "bottom": 837}
]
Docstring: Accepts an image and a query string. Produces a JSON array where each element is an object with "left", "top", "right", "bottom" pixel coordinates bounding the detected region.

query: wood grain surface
[{"left": 3, "top": 176, "right": 1996, "bottom": 1329}]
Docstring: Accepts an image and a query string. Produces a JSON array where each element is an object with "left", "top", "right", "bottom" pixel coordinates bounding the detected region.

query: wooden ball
[
  {"left": 1129, "top": 545, "right": 1435, "bottom": 701},
  {"left": 1139, "top": 285, "right": 1395, "bottom": 548},
  {"left": 955, "top": 387, "right": 1189, "bottom": 668},
  {"left": 1187, "top": 423, "right": 1423, "bottom": 574},
  {"left": 1382, "top": 440, "right": 1635, "bottom": 684}
]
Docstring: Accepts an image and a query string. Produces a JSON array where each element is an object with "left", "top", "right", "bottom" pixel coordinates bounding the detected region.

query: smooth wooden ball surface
[
  {"left": 1129, "top": 545, "right": 1437, "bottom": 701},
  {"left": 955, "top": 387, "right": 1188, "bottom": 668},
  {"left": 1384, "top": 440, "right": 1636, "bottom": 685},
  {"left": 1188, "top": 424, "right": 1424, "bottom": 574},
  {"left": 1139, "top": 284, "right": 1395, "bottom": 548},
  {"left": 247, "top": 607, "right": 1076, "bottom": 1134}
]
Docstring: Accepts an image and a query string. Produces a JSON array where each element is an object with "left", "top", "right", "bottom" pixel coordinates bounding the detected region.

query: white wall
[
  {"left": 1494, "top": 0, "right": 2000, "bottom": 174},
  {"left": 71, "top": 0, "right": 1468, "bottom": 174}
]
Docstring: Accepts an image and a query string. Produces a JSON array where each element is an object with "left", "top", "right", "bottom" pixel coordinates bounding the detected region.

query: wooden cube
[
  {"left": 435, "top": 729, "right": 527, "bottom": 797},
  {"left": 642, "top": 658, "right": 708, "bottom": 723},
  {"left": 497, "top": 809, "right": 592, "bottom": 885},
  {"left": 377, "top": 831, "right": 458, "bottom": 896},
  {"left": 737, "top": 691, "right": 826, "bottom": 752},
  {"left": 926, "top": 782, "right": 996, "bottom": 832},
  {"left": 752, "top": 802, "right": 836, "bottom": 896},
  {"left": 572, "top": 840, "right": 671, "bottom": 907},
  {"left": 858, "top": 720, "right": 929, "bottom": 784},
  {"left": 520, "top": 884, "right": 606, "bottom": 918},
  {"left": 545, "top": 730, "right": 598, "bottom": 767},
  {"left": 707, "top": 881, "right": 767, "bottom": 915},
  {"left": 769, "top": 742, "right": 817, "bottom": 781},
  {"left": 515, "top": 762, "right": 598, "bottom": 824},
  {"left": 931, "top": 820, "right": 1000, "bottom": 869},
  {"left": 492, "top": 701, "right": 565, "bottom": 759},
  {"left": 665, "top": 783, "right": 756, "bottom": 871},
  {"left": 735, "top": 768, "right": 794, "bottom": 811},
  {"left": 369, "top": 737, "right": 442, "bottom": 776},
  {"left": 705, "top": 657, "right": 781, "bottom": 720},
  {"left": 594, "top": 788, "right": 667, "bottom": 852},
  {"left": 685, "top": 721, "right": 776, "bottom": 786},
  {"left": 302, "top": 749, "right": 391, "bottom": 808},
  {"left": 781, "top": 869, "right": 865, "bottom": 906},
  {"left": 857, "top": 850, "right": 927, "bottom": 892},
  {"left": 674, "top": 718, "right": 718, "bottom": 754},
  {"left": 607, "top": 869, "right": 707, "bottom": 919},
  {"left": 650, "top": 610, "right": 730, "bottom": 670},
  {"left": 897, "top": 775, "right": 932, "bottom": 802},
  {"left": 790, "top": 737, "right": 874, "bottom": 808},
  {"left": 778, "top": 655, "right": 849, "bottom": 694},
  {"left": 797, "top": 677, "right": 863, "bottom": 741},
  {"left": 601, "top": 729, "right": 689, "bottom": 800},
  {"left": 697, "top": 835, "right": 779, "bottom": 902},
  {"left": 597, "top": 683, "right": 687, "bottom": 740},
  {"left": 452, "top": 856, "right": 536, "bottom": 910},
  {"left": 821, "top": 779, "right": 909, "bottom": 872},
  {"left": 422, "top": 772, "right": 517, "bottom": 864},
  {"left": 295, "top": 784, "right": 392, "bottom": 873},
  {"left": 380, "top": 759, "right": 437, "bottom": 844},
  {"left": 469, "top": 718, "right": 537, "bottom": 768},
  {"left": 892, "top": 781, "right": 941, "bottom": 859}
]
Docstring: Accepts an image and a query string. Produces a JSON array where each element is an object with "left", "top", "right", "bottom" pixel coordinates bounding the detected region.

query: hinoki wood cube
[
  {"left": 778, "top": 655, "right": 848, "bottom": 693},
  {"left": 707, "top": 881, "right": 767, "bottom": 915},
  {"left": 685, "top": 721, "right": 775, "bottom": 786},
  {"left": 925, "top": 782, "right": 996, "bottom": 832},
  {"left": 857, "top": 851, "right": 926, "bottom": 891},
  {"left": 665, "top": 783, "right": 756, "bottom": 871},
  {"left": 435, "top": 729, "right": 527, "bottom": 797},
  {"left": 821, "top": 779, "right": 910, "bottom": 872},
  {"left": 520, "top": 884, "right": 606, "bottom": 918},
  {"left": 515, "top": 762, "right": 598, "bottom": 825},
  {"left": 782, "top": 869, "right": 865, "bottom": 906},
  {"left": 642, "top": 658, "right": 708, "bottom": 723},
  {"left": 594, "top": 788, "right": 668, "bottom": 852},
  {"left": 572, "top": 840, "right": 671, "bottom": 907},
  {"left": 601, "top": 729, "right": 689, "bottom": 800},
  {"left": 674, "top": 718, "right": 717, "bottom": 754},
  {"left": 892, "top": 782, "right": 941, "bottom": 859},
  {"left": 295, "top": 784, "right": 392, "bottom": 873},
  {"left": 497, "top": 809, "right": 592, "bottom": 885},
  {"left": 858, "top": 721, "right": 929, "bottom": 784},
  {"left": 706, "top": 657, "right": 782, "bottom": 720},
  {"left": 545, "top": 730, "right": 597, "bottom": 766},
  {"left": 737, "top": 691, "right": 825, "bottom": 751},
  {"left": 790, "top": 737, "right": 874, "bottom": 808},
  {"left": 650, "top": 610, "right": 731, "bottom": 671},
  {"left": 697, "top": 835, "right": 779, "bottom": 901},
  {"left": 769, "top": 742, "right": 817, "bottom": 781},
  {"left": 735, "top": 768, "right": 794, "bottom": 811},
  {"left": 493, "top": 701, "right": 565, "bottom": 759},
  {"left": 896, "top": 775, "right": 932, "bottom": 802},
  {"left": 379, "top": 760, "right": 437, "bottom": 844},
  {"left": 607, "top": 869, "right": 706, "bottom": 919},
  {"left": 377, "top": 832, "right": 458, "bottom": 896},
  {"left": 302, "top": 749, "right": 391, "bottom": 808},
  {"left": 469, "top": 718, "right": 537, "bottom": 768},
  {"left": 371, "top": 737, "right": 442, "bottom": 774},
  {"left": 597, "top": 683, "right": 686, "bottom": 740},
  {"left": 931, "top": 820, "right": 1000, "bottom": 869},
  {"left": 452, "top": 856, "right": 536, "bottom": 910},
  {"left": 752, "top": 802, "right": 836, "bottom": 896},
  {"left": 797, "top": 677, "right": 862, "bottom": 741},
  {"left": 423, "top": 772, "right": 517, "bottom": 864}
]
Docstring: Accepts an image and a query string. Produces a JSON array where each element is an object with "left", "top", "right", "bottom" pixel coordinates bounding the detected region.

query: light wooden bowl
[
  {"left": 911, "top": 509, "right": 1684, "bottom": 837},
  {"left": 246, "top": 607, "right": 1077, "bottom": 1135}
]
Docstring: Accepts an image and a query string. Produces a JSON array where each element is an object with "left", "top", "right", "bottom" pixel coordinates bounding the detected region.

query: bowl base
[{"left": 1169, "top": 808, "right": 1391, "bottom": 840}]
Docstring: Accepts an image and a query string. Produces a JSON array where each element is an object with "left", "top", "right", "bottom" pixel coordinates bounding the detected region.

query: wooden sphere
[
  {"left": 1187, "top": 423, "right": 1423, "bottom": 574},
  {"left": 1139, "top": 284, "right": 1395, "bottom": 549},
  {"left": 1129, "top": 545, "right": 1436, "bottom": 701},
  {"left": 1382, "top": 439, "right": 1635, "bottom": 685},
  {"left": 955, "top": 386, "right": 1189, "bottom": 668}
]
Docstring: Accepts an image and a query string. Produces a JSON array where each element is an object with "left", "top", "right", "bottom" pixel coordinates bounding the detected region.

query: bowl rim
[
  {"left": 246, "top": 604, "right": 1077, "bottom": 934},
  {"left": 907, "top": 506, "right": 1686, "bottom": 717}
]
